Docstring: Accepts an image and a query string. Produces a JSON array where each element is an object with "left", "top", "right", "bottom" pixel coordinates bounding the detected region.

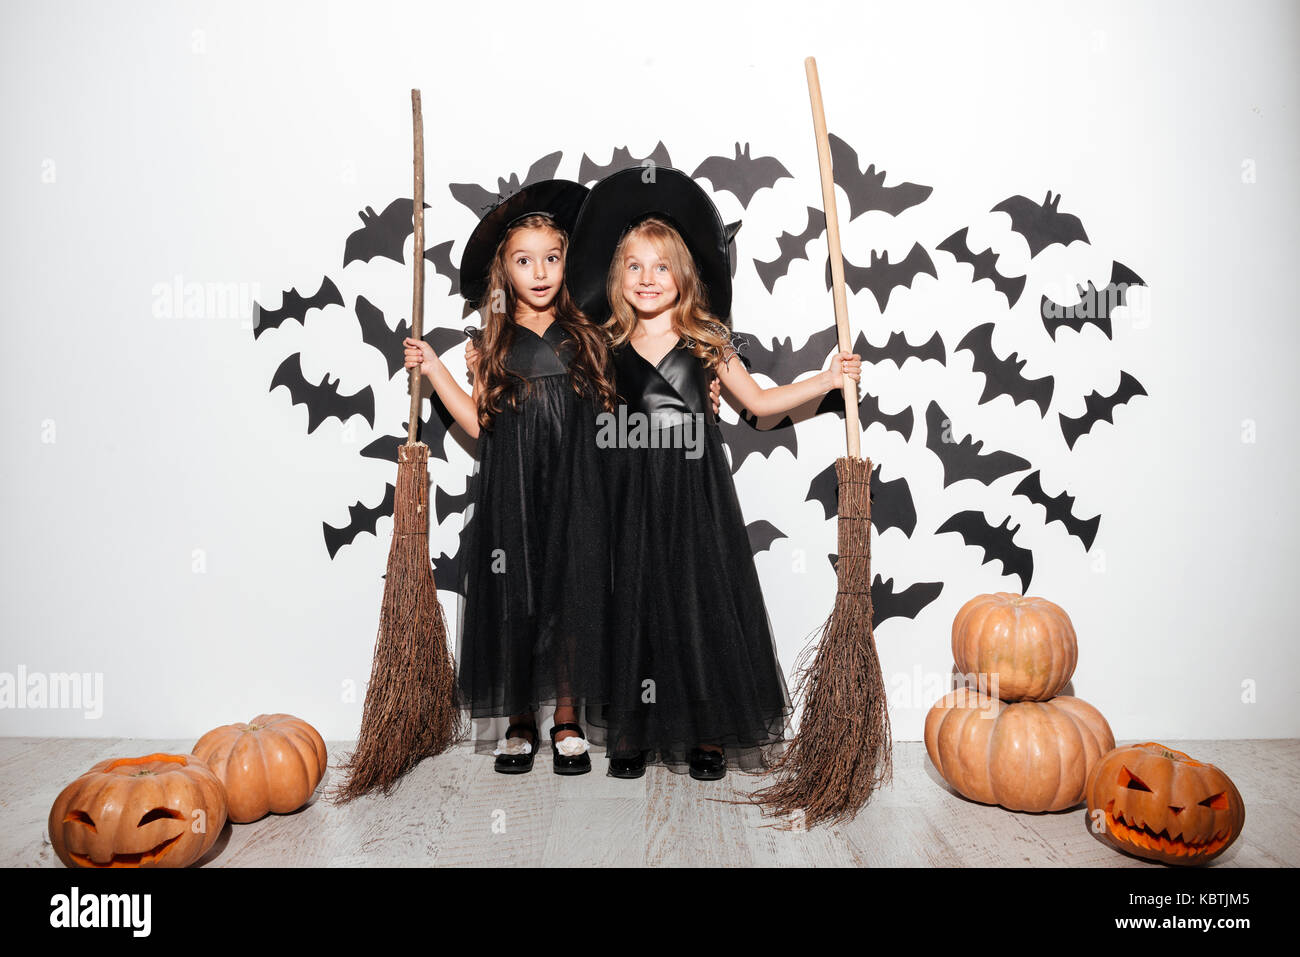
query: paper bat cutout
[
  {"left": 450, "top": 151, "right": 564, "bottom": 219},
  {"left": 323, "top": 483, "right": 395, "bottom": 559},
  {"left": 992, "top": 191, "right": 1089, "bottom": 258},
  {"left": 1013, "top": 470, "right": 1100, "bottom": 551},
  {"left": 924, "top": 400, "right": 1030, "bottom": 488},
  {"left": 732, "top": 323, "right": 840, "bottom": 383},
  {"left": 578, "top": 142, "right": 672, "bottom": 185},
  {"left": 746, "top": 519, "right": 786, "bottom": 556},
  {"left": 691, "top": 142, "right": 792, "bottom": 208},
  {"left": 814, "top": 389, "right": 915, "bottom": 442},
  {"left": 1040, "top": 261, "right": 1145, "bottom": 340},
  {"left": 361, "top": 406, "right": 459, "bottom": 468},
  {"left": 431, "top": 549, "right": 461, "bottom": 594},
  {"left": 806, "top": 462, "right": 917, "bottom": 536},
  {"left": 956, "top": 322, "right": 1054, "bottom": 416},
  {"left": 855, "top": 328, "right": 946, "bottom": 369},
  {"left": 937, "top": 509, "right": 1034, "bottom": 592},
  {"left": 752, "top": 207, "right": 825, "bottom": 292},
  {"left": 936, "top": 227, "right": 1026, "bottom": 307},
  {"left": 827, "top": 133, "right": 933, "bottom": 219},
  {"left": 252, "top": 276, "right": 343, "bottom": 339},
  {"left": 343, "top": 199, "right": 431, "bottom": 267},
  {"left": 434, "top": 484, "right": 472, "bottom": 525},
  {"left": 354, "top": 295, "right": 470, "bottom": 380},
  {"left": 1058, "top": 370, "right": 1147, "bottom": 450},
  {"left": 424, "top": 239, "right": 461, "bottom": 296},
  {"left": 717, "top": 410, "right": 797, "bottom": 474},
  {"left": 270, "top": 353, "right": 375, "bottom": 434},
  {"left": 872, "top": 575, "right": 943, "bottom": 626},
  {"left": 825, "top": 243, "right": 937, "bottom": 311}
]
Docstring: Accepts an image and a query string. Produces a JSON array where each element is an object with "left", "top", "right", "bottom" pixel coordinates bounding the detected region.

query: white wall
[{"left": 2, "top": 0, "right": 1297, "bottom": 742}]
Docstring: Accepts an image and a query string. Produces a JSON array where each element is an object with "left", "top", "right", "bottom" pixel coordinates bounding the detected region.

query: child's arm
[
  {"left": 403, "top": 337, "right": 481, "bottom": 439},
  {"left": 715, "top": 347, "right": 861, "bottom": 418}
]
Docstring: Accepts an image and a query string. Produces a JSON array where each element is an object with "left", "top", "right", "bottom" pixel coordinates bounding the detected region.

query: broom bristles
[
  {"left": 331, "top": 442, "right": 465, "bottom": 804},
  {"left": 748, "top": 455, "right": 891, "bottom": 829}
]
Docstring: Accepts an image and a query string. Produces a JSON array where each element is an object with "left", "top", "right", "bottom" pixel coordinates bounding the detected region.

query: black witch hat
[
  {"left": 567, "top": 166, "right": 739, "bottom": 323},
  {"left": 459, "top": 179, "right": 589, "bottom": 308}
]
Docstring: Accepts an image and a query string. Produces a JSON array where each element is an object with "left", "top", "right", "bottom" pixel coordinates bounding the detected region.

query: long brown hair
[
  {"left": 603, "top": 216, "right": 731, "bottom": 369},
  {"left": 474, "top": 214, "right": 616, "bottom": 430}
]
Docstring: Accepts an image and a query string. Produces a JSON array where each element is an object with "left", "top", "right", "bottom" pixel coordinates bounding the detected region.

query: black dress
[
  {"left": 454, "top": 319, "right": 611, "bottom": 752},
  {"left": 589, "top": 338, "right": 794, "bottom": 773}
]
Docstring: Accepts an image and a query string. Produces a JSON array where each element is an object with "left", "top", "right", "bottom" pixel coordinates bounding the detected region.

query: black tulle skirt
[
  {"left": 588, "top": 417, "right": 794, "bottom": 773},
  {"left": 454, "top": 373, "right": 612, "bottom": 753}
]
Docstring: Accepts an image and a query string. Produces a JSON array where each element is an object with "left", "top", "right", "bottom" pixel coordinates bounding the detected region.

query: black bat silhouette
[
  {"left": 828, "top": 133, "right": 932, "bottom": 219},
  {"left": 354, "top": 295, "right": 470, "bottom": 380},
  {"left": 270, "top": 353, "right": 375, "bottom": 434},
  {"left": 1040, "top": 261, "right": 1145, "bottom": 340},
  {"left": 691, "top": 142, "right": 792, "bottom": 208},
  {"left": 450, "top": 151, "right": 564, "bottom": 219},
  {"left": 746, "top": 519, "right": 786, "bottom": 556},
  {"left": 717, "top": 410, "right": 797, "bottom": 474},
  {"left": 578, "top": 142, "right": 672, "bottom": 185},
  {"left": 323, "top": 483, "right": 395, "bottom": 559},
  {"left": 924, "top": 400, "right": 1031, "bottom": 488},
  {"left": 732, "top": 323, "right": 841, "bottom": 383},
  {"left": 815, "top": 389, "right": 915, "bottom": 442},
  {"left": 434, "top": 484, "right": 473, "bottom": 525},
  {"left": 252, "top": 276, "right": 343, "bottom": 339},
  {"left": 825, "top": 243, "right": 937, "bottom": 311},
  {"left": 343, "top": 199, "right": 430, "bottom": 267},
  {"left": 992, "top": 191, "right": 1089, "bottom": 258},
  {"left": 872, "top": 575, "right": 944, "bottom": 626},
  {"left": 1013, "top": 470, "right": 1100, "bottom": 551},
  {"left": 937, "top": 509, "right": 1034, "bottom": 593},
  {"left": 753, "top": 207, "right": 826, "bottom": 292},
  {"left": 856, "top": 328, "right": 946, "bottom": 368},
  {"left": 431, "top": 549, "right": 461, "bottom": 594},
  {"left": 956, "top": 322, "right": 1054, "bottom": 416},
  {"left": 806, "top": 462, "right": 917, "bottom": 536},
  {"left": 936, "top": 227, "right": 1026, "bottom": 307},
  {"left": 1058, "top": 370, "right": 1148, "bottom": 450},
  {"left": 424, "top": 239, "right": 461, "bottom": 296},
  {"left": 361, "top": 404, "right": 459, "bottom": 467}
]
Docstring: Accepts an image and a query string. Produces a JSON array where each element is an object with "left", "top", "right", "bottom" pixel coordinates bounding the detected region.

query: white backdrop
[{"left": 2, "top": 0, "right": 1297, "bottom": 744}]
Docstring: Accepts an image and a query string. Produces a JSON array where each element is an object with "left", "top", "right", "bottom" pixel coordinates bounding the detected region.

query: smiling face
[
  {"left": 504, "top": 225, "right": 565, "bottom": 312},
  {"left": 620, "top": 233, "right": 680, "bottom": 319}
]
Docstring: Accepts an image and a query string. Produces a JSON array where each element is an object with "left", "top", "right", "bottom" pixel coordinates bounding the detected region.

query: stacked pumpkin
[
  {"left": 48, "top": 713, "right": 327, "bottom": 868},
  {"left": 924, "top": 592, "right": 1115, "bottom": 813}
]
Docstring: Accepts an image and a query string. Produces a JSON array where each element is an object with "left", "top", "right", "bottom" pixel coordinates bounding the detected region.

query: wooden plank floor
[{"left": 6, "top": 738, "right": 1295, "bottom": 867}]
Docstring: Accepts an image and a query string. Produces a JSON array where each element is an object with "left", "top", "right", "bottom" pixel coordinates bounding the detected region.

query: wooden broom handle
[
  {"left": 407, "top": 89, "right": 425, "bottom": 444},
  {"left": 805, "top": 57, "right": 861, "bottom": 459}
]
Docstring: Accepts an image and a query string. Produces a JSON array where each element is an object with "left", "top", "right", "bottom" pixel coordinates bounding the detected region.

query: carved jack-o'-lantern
[
  {"left": 1085, "top": 743, "right": 1245, "bottom": 865},
  {"left": 193, "top": 713, "right": 327, "bottom": 823},
  {"left": 47, "top": 753, "right": 228, "bottom": 868}
]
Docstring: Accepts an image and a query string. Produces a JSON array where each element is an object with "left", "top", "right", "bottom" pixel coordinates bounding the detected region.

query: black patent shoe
[
  {"left": 493, "top": 721, "right": 538, "bottom": 774},
  {"left": 689, "top": 746, "right": 726, "bottom": 781},
  {"left": 550, "top": 722, "right": 592, "bottom": 775},
  {"left": 608, "top": 750, "right": 649, "bottom": 779}
]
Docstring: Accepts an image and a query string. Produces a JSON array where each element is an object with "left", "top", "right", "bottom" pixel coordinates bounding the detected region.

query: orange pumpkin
[
  {"left": 48, "top": 753, "right": 227, "bottom": 868},
  {"left": 952, "top": 592, "right": 1078, "bottom": 701},
  {"left": 924, "top": 689, "right": 1114, "bottom": 812},
  {"left": 1085, "top": 742, "right": 1245, "bottom": 865},
  {"left": 193, "top": 713, "right": 327, "bottom": 823}
]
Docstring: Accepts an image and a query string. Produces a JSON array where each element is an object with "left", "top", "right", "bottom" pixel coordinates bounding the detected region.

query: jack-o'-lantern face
[
  {"left": 1085, "top": 743, "right": 1245, "bottom": 865},
  {"left": 48, "top": 753, "right": 228, "bottom": 868}
]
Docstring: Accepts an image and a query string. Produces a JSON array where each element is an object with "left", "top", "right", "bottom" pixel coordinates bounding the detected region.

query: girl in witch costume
[
  {"left": 403, "top": 180, "right": 618, "bottom": 775},
  {"left": 567, "top": 168, "right": 861, "bottom": 781}
]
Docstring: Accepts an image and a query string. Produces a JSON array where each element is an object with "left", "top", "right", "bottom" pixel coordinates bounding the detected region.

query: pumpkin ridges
[{"left": 192, "top": 714, "right": 326, "bottom": 824}]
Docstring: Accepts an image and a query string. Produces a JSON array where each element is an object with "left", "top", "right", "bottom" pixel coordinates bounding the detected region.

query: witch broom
[
  {"left": 333, "top": 89, "right": 465, "bottom": 803},
  {"left": 749, "top": 58, "right": 892, "bottom": 828}
]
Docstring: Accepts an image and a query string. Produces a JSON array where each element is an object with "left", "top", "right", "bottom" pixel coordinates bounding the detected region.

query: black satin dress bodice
[
  {"left": 611, "top": 339, "right": 717, "bottom": 425},
  {"left": 504, "top": 320, "right": 574, "bottom": 380}
]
